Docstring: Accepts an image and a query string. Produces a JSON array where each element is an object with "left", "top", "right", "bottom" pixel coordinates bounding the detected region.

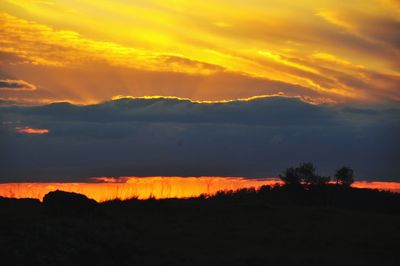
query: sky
[
  {"left": 1, "top": 0, "right": 400, "bottom": 105},
  {"left": 1, "top": 97, "right": 399, "bottom": 181},
  {"left": 0, "top": 0, "right": 399, "bottom": 182}
]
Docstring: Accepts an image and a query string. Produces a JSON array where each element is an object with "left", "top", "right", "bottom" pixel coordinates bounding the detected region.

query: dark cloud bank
[{"left": 0, "top": 96, "right": 399, "bottom": 182}]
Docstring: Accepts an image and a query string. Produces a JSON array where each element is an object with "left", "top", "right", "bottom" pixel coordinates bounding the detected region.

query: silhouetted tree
[
  {"left": 297, "top": 162, "right": 316, "bottom": 185},
  {"left": 280, "top": 162, "right": 331, "bottom": 187},
  {"left": 335, "top": 166, "right": 354, "bottom": 186},
  {"left": 279, "top": 167, "right": 300, "bottom": 185}
]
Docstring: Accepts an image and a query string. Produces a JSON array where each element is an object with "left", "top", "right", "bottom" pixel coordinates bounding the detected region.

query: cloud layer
[
  {"left": 0, "top": 0, "right": 399, "bottom": 105},
  {"left": 1, "top": 1, "right": 399, "bottom": 182},
  {"left": 1, "top": 96, "right": 399, "bottom": 182}
]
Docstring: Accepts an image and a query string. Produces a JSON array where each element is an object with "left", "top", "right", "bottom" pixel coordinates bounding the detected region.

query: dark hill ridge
[{"left": 0, "top": 186, "right": 399, "bottom": 265}]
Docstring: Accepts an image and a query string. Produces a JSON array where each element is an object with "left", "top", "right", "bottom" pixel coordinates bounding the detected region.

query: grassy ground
[{"left": 0, "top": 187, "right": 399, "bottom": 266}]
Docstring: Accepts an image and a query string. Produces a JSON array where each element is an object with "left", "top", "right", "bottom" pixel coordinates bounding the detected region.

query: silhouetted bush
[
  {"left": 258, "top": 185, "right": 271, "bottom": 194},
  {"left": 307, "top": 175, "right": 331, "bottom": 188},
  {"left": 335, "top": 166, "right": 354, "bottom": 186},
  {"left": 43, "top": 190, "right": 97, "bottom": 215},
  {"left": 0, "top": 197, "right": 40, "bottom": 206},
  {"left": 279, "top": 166, "right": 301, "bottom": 185}
]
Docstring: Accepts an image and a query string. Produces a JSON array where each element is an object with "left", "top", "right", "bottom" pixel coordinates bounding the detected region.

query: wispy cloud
[
  {"left": 0, "top": 79, "right": 36, "bottom": 91},
  {"left": 0, "top": 12, "right": 223, "bottom": 74},
  {"left": 0, "top": 0, "right": 399, "bottom": 105},
  {"left": 15, "top": 126, "right": 49, "bottom": 134}
]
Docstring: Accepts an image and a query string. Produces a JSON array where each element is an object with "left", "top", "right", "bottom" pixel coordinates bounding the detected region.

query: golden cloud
[{"left": 0, "top": 0, "right": 399, "bottom": 105}]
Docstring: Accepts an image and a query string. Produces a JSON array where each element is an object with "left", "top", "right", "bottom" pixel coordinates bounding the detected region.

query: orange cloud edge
[
  {"left": 16, "top": 127, "right": 49, "bottom": 134},
  {"left": 0, "top": 177, "right": 398, "bottom": 202},
  {"left": 1, "top": 93, "right": 334, "bottom": 107},
  {"left": 110, "top": 94, "right": 328, "bottom": 105}
]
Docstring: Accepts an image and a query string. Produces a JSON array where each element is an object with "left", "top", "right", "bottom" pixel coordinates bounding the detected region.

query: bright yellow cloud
[
  {"left": 1, "top": 0, "right": 399, "bottom": 105},
  {"left": 0, "top": 12, "right": 224, "bottom": 74}
]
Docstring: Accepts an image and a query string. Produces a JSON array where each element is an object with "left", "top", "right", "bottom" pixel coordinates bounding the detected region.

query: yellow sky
[{"left": 0, "top": 0, "right": 399, "bottom": 105}]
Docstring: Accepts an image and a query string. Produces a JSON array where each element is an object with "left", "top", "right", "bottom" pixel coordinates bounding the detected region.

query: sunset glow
[
  {"left": 1, "top": 0, "right": 399, "bottom": 105},
  {"left": 0, "top": 177, "right": 398, "bottom": 202},
  {"left": 0, "top": 1, "right": 399, "bottom": 196},
  {"left": 0, "top": 2, "right": 398, "bottom": 264},
  {"left": 352, "top": 181, "right": 400, "bottom": 192},
  {"left": 0, "top": 177, "right": 279, "bottom": 202},
  {"left": 16, "top": 127, "right": 49, "bottom": 134}
]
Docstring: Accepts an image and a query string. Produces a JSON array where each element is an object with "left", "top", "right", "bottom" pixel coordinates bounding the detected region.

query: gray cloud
[
  {"left": 0, "top": 96, "right": 399, "bottom": 182},
  {"left": 0, "top": 79, "right": 36, "bottom": 91}
]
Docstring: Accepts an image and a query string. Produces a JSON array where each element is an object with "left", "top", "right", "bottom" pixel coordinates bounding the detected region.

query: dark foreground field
[{"left": 1, "top": 186, "right": 399, "bottom": 266}]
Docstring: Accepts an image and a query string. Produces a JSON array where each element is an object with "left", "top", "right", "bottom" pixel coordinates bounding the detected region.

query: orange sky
[
  {"left": 1, "top": 0, "right": 399, "bottom": 105},
  {"left": 0, "top": 177, "right": 399, "bottom": 202},
  {"left": 0, "top": 177, "right": 280, "bottom": 201}
]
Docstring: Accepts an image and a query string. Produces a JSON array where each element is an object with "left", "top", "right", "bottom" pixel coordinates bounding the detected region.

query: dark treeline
[
  {"left": 279, "top": 162, "right": 354, "bottom": 187},
  {"left": 41, "top": 175, "right": 400, "bottom": 215},
  {"left": 0, "top": 164, "right": 399, "bottom": 266},
  {"left": 1, "top": 181, "right": 399, "bottom": 214}
]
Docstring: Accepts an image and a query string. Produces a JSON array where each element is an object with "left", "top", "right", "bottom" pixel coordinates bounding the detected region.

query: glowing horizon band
[{"left": 0, "top": 177, "right": 399, "bottom": 202}]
